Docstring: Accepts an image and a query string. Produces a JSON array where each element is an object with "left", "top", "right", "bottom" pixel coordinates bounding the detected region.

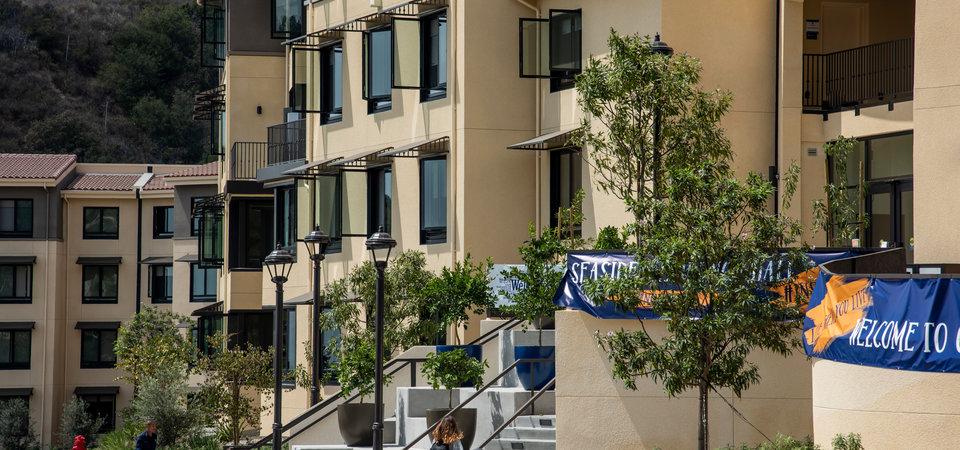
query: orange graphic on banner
[{"left": 804, "top": 275, "right": 872, "bottom": 353}]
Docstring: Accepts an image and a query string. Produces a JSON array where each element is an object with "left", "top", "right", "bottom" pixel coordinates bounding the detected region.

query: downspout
[
  {"left": 513, "top": 0, "right": 541, "bottom": 231},
  {"left": 134, "top": 169, "right": 154, "bottom": 313},
  {"left": 449, "top": 0, "right": 459, "bottom": 263},
  {"left": 40, "top": 185, "right": 50, "bottom": 443},
  {"left": 773, "top": 0, "right": 782, "bottom": 215}
]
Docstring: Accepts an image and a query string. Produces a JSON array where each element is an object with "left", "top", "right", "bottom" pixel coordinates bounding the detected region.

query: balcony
[
  {"left": 230, "top": 142, "right": 268, "bottom": 180},
  {"left": 267, "top": 119, "right": 306, "bottom": 166},
  {"left": 802, "top": 37, "right": 914, "bottom": 115}
]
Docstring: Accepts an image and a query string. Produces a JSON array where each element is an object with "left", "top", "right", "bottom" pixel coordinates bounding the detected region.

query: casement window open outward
[
  {"left": 520, "top": 9, "right": 582, "bottom": 90},
  {"left": 291, "top": 42, "right": 344, "bottom": 124}
]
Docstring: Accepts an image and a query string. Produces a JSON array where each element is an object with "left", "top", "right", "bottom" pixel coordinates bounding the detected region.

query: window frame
[
  {"left": 549, "top": 148, "right": 583, "bottom": 229},
  {"left": 82, "top": 207, "right": 120, "bottom": 240},
  {"left": 198, "top": 207, "right": 224, "bottom": 267},
  {"left": 190, "top": 263, "right": 218, "bottom": 302},
  {"left": 320, "top": 42, "right": 344, "bottom": 124},
  {"left": 363, "top": 25, "right": 394, "bottom": 114},
  {"left": 419, "top": 155, "right": 448, "bottom": 245},
  {"left": 148, "top": 264, "right": 173, "bottom": 304},
  {"left": 419, "top": 10, "right": 448, "bottom": 102},
  {"left": 270, "top": 0, "right": 305, "bottom": 40},
  {"left": 0, "top": 199, "right": 33, "bottom": 238},
  {"left": 0, "top": 264, "right": 32, "bottom": 304},
  {"left": 81, "top": 265, "right": 119, "bottom": 304},
  {"left": 314, "top": 174, "right": 343, "bottom": 254},
  {"left": 228, "top": 199, "right": 274, "bottom": 270},
  {"left": 77, "top": 394, "right": 116, "bottom": 432},
  {"left": 367, "top": 165, "right": 393, "bottom": 234},
  {"left": 548, "top": 9, "right": 582, "bottom": 92},
  {"left": 0, "top": 329, "right": 31, "bottom": 370},
  {"left": 80, "top": 328, "right": 118, "bottom": 369},
  {"left": 152, "top": 205, "right": 174, "bottom": 239},
  {"left": 190, "top": 197, "right": 208, "bottom": 237},
  {"left": 275, "top": 185, "right": 298, "bottom": 252}
]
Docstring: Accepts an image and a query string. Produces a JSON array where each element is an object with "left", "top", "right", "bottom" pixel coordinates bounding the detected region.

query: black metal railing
[
  {"left": 267, "top": 119, "right": 306, "bottom": 166},
  {"left": 803, "top": 37, "right": 914, "bottom": 114},
  {"left": 230, "top": 142, "right": 269, "bottom": 180},
  {"left": 232, "top": 318, "right": 524, "bottom": 449}
]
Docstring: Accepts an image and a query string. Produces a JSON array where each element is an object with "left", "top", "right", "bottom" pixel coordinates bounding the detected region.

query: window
[
  {"left": 519, "top": 9, "right": 582, "bottom": 92},
  {"left": 271, "top": 0, "right": 304, "bottom": 39},
  {"left": 80, "top": 329, "right": 117, "bottom": 369},
  {"left": 195, "top": 314, "right": 223, "bottom": 356},
  {"left": 200, "top": 0, "right": 225, "bottom": 68},
  {"left": 0, "top": 199, "right": 32, "bottom": 238},
  {"left": 364, "top": 26, "right": 393, "bottom": 113},
  {"left": 227, "top": 311, "right": 273, "bottom": 350},
  {"left": 190, "top": 264, "right": 218, "bottom": 302},
  {"left": 153, "top": 206, "right": 174, "bottom": 239},
  {"left": 315, "top": 175, "right": 343, "bottom": 254},
  {"left": 419, "top": 156, "right": 447, "bottom": 244},
  {"left": 276, "top": 186, "right": 297, "bottom": 251},
  {"left": 0, "top": 329, "right": 30, "bottom": 370},
  {"left": 228, "top": 199, "right": 273, "bottom": 269},
  {"left": 77, "top": 394, "right": 116, "bottom": 432},
  {"left": 291, "top": 42, "right": 343, "bottom": 124},
  {"left": 191, "top": 197, "right": 208, "bottom": 237},
  {"left": 420, "top": 11, "right": 447, "bottom": 101},
  {"left": 282, "top": 308, "right": 296, "bottom": 375},
  {"left": 83, "top": 207, "right": 119, "bottom": 239},
  {"left": 549, "top": 150, "right": 583, "bottom": 229},
  {"left": 149, "top": 265, "right": 173, "bottom": 304},
  {"left": 199, "top": 207, "right": 223, "bottom": 267},
  {"left": 82, "top": 265, "right": 119, "bottom": 304},
  {"left": 368, "top": 166, "right": 393, "bottom": 233},
  {"left": 0, "top": 265, "right": 31, "bottom": 303}
]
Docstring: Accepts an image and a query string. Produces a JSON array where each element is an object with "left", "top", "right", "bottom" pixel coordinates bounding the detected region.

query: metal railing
[
  {"left": 802, "top": 37, "right": 914, "bottom": 114},
  {"left": 230, "top": 142, "right": 268, "bottom": 180},
  {"left": 233, "top": 318, "right": 523, "bottom": 449},
  {"left": 267, "top": 119, "right": 306, "bottom": 166},
  {"left": 475, "top": 377, "right": 556, "bottom": 450}
]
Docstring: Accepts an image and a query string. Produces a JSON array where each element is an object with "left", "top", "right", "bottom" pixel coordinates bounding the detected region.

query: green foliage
[
  {"left": 579, "top": 31, "right": 809, "bottom": 450},
  {"left": 128, "top": 363, "right": 205, "bottom": 447},
  {"left": 425, "top": 254, "right": 495, "bottom": 344},
  {"left": 56, "top": 397, "right": 104, "bottom": 449},
  {"left": 813, "top": 136, "right": 869, "bottom": 246},
  {"left": 195, "top": 334, "right": 274, "bottom": 446},
  {"left": 0, "top": 398, "right": 38, "bottom": 450},
  {"left": 334, "top": 333, "right": 390, "bottom": 403},
  {"left": 726, "top": 433, "right": 862, "bottom": 450},
  {"left": 95, "top": 420, "right": 141, "bottom": 450},
  {"left": 830, "top": 433, "right": 863, "bottom": 450},
  {"left": 501, "top": 224, "right": 566, "bottom": 334},
  {"left": 115, "top": 306, "right": 196, "bottom": 389},
  {"left": 422, "top": 350, "right": 488, "bottom": 408},
  {"left": 595, "top": 225, "right": 629, "bottom": 250}
]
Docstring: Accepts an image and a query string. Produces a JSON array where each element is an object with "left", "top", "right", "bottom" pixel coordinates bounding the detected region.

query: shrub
[
  {"left": 128, "top": 363, "right": 204, "bottom": 447},
  {"left": 56, "top": 398, "right": 104, "bottom": 449},
  {"left": 422, "top": 349, "right": 487, "bottom": 409},
  {"left": 95, "top": 420, "right": 140, "bottom": 450},
  {"left": 0, "top": 398, "right": 38, "bottom": 450},
  {"left": 424, "top": 254, "right": 495, "bottom": 344}
]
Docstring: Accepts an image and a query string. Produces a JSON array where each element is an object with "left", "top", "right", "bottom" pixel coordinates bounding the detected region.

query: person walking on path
[
  {"left": 135, "top": 419, "right": 158, "bottom": 450},
  {"left": 430, "top": 415, "right": 464, "bottom": 450}
]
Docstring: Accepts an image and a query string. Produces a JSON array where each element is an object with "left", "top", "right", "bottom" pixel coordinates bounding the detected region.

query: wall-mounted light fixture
[{"left": 257, "top": 105, "right": 263, "bottom": 115}]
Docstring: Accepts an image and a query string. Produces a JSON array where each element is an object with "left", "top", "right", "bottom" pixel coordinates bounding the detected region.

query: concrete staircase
[{"left": 486, "top": 415, "right": 556, "bottom": 450}]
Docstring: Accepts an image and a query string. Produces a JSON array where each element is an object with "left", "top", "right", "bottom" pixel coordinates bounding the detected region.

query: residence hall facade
[{"left": 0, "top": 154, "right": 219, "bottom": 445}]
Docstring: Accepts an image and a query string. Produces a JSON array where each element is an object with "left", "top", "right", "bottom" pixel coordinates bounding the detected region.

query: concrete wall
[{"left": 555, "top": 310, "right": 812, "bottom": 450}]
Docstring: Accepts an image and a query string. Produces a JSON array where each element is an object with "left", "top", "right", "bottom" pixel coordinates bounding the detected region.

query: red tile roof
[
  {"left": 0, "top": 153, "right": 77, "bottom": 179},
  {"left": 142, "top": 174, "right": 172, "bottom": 191},
  {"left": 64, "top": 173, "right": 141, "bottom": 191},
  {"left": 166, "top": 161, "right": 219, "bottom": 178}
]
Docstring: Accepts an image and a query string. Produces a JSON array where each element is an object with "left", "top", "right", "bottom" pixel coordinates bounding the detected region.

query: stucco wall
[{"left": 555, "top": 310, "right": 812, "bottom": 449}]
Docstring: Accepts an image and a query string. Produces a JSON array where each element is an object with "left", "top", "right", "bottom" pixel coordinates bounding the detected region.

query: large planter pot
[
  {"left": 514, "top": 345, "right": 555, "bottom": 391},
  {"left": 426, "top": 407, "right": 478, "bottom": 450},
  {"left": 336, "top": 403, "right": 375, "bottom": 446},
  {"left": 436, "top": 345, "right": 483, "bottom": 387}
]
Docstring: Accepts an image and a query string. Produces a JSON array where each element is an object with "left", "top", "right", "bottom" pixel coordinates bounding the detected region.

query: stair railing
[
  {"left": 474, "top": 377, "right": 556, "bottom": 450},
  {"left": 232, "top": 318, "right": 523, "bottom": 449}
]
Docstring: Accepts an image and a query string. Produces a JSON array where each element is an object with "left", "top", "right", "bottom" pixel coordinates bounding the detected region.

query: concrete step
[
  {"left": 384, "top": 416, "right": 396, "bottom": 444},
  {"left": 485, "top": 438, "right": 556, "bottom": 450},
  {"left": 509, "top": 415, "right": 555, "bottom": 428},
  {"left": 498, "top": 426, "right": 556, "bottom": 440}
]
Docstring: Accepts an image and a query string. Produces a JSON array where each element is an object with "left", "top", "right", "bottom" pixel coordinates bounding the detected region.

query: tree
[
  {"left": 129, "top": 363, "right": 205, "bottom": 447},
  {"left": 196, "top": 335, "right": 274, "bottom": 446},
  {"left": 813, "top": 136, "right": 869, "bottom": 246},
  {"left": 0, "top": 398, "right": 38, "bottom": 450},
  {"left": 424, "top": 254, "right": 495, "bottom": 344},
  {"left": 56, "top": 398, "right": 104, "bottom": 449},
  {"left": 578, "top": 32, "right": 808, "bottom": 450},
  {"left": 114, "top": 306, "right": 195, "bottom": 390}
]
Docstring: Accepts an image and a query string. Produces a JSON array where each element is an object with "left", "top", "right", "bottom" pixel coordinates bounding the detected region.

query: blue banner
[{"left": 803, "top": 273, "right": 960, "bottom": 372}]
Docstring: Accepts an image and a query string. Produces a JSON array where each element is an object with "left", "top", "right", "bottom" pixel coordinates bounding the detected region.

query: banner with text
[{"left": 803, "top": 273, "right": 960, "bottom": 372}]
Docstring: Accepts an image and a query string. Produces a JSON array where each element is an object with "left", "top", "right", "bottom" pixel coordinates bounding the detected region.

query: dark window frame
[
  {"left": 82, "top": 207, "right": 120, "bottom": 240},
  {"left": 314, "top": 175, "right": 343, "bottom": 254},
  {"left": 275, "top": 185, "right": 298, "bottom": 252},
  {"left": 549, "top": 148, "right": 583, "bottom": 230},
  {"left": 152, "top": 205, "right": 174, "bottom": 239},
  {"left": 77, "top": 394, "right": 116, "bottom": 432},
  {"left": 270, "top": 0, "right": 305, "bottom": 40},
  {"left": 0, "top": 329, "right": 31, "bottom": 370},
  {"left": 0, "top": 199, "right": 33, "bottom": 238},
  {"left": 419, "top": 155, "right": 448, "bottom": 245},
  {"left": 364, "top": 25, "right": 394, "bottom": 114},
  {"left": 0, "top": 264, "right": 32, "bottom": 304},
  {"left": 190, "top": 263, "right": 218, "bottom": 302},
  {"left": 321, "top": 42, "right": 344, "bottom": 124},
  {"left": 198, "top": 207, "right": 224, "bottom": 268},
  {"left": 367, "top": 165, "right": 393, "bottom": 234},
  {"left": 228, "top": 199, "right": 274, "bottom": 270},
  {"left": 195, "top": 314, "right": 223, "bottom": 356},
  {"left": 420, "top": 10, "right": 448, "bottom": 102},
  {"left": 148, "top": 264, "right": 173, "bottom": 304},
  {"left": 81, "top": 265, "right": 119, "bottom": 304},
  {"left": 190, "top": 197, "right": 209, "bottom": 237},
  {"left": 517, "top": 9, "right": 582, "bottom": 92},
  {"left": 80, "top": 328, "right": 118, "bottom": 369}
]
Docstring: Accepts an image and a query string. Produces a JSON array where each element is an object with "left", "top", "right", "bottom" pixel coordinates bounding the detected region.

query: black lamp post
[
  {"left": 365, "top": 227, "right": 396, "bottom": 450},
  {"left": 302, "top": 226, "right": 331, "bottom": 406},
  {"left": 650, "top": 33, "right": 673, "bottom": 215},
  {"left": 264, "top": 243, "right": 295, "bottom": 450}
]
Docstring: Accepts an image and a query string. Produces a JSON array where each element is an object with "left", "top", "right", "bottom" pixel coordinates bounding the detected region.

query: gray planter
[{"left": 336, "top": 403, "right": 374, "bottom": 446}]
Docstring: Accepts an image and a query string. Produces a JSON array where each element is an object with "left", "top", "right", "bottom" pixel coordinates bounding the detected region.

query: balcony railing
[
  {"left": 230, "top": 142, "right": 268, "bottom": 180},
  {"left": 267, "top": 119, "right": 306, "bottom": 166},
  {"left": 803, "top": 37, "right": 914, "bottom": 114}
]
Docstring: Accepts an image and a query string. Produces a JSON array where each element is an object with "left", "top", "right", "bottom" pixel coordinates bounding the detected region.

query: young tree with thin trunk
[{"left": 578, "top": 31, "right": 809, "bottom": 450}]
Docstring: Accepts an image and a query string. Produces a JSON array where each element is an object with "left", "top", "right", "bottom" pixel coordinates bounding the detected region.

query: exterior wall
[
  {"left": 555, "top": 310, "right": 813, "bottom": 449},
  {"left": 801, "top": 0, "right": 915, "bottom": 54},
  {"left": 0, "top": 185, "right": 64, "bottom": 240},
  {"left": 228, "top": 0, "right": 284, "bottom": 55}
]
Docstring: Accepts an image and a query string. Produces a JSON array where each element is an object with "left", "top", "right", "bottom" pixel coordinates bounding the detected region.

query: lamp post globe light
[
  {"left": 302, "top": 226, "right": 331, "bottom": 406},
  {"left": 263, "top": 243, "right": 296, "bottom": 450},
  {"left": 365, "top": 226, "right": 396, "bottom": 450}
]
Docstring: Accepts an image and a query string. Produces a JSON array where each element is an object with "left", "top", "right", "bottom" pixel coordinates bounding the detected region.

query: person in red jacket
[{"left": 71, "top": 435, "right": 86, "bottom": 450}]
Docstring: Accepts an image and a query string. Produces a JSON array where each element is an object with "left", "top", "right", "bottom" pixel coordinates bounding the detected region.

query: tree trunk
[{"left": 698, "top": 380, "right": 709, "bottom": 450}]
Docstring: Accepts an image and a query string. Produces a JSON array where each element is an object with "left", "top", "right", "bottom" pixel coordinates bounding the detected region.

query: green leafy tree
[
  {"left": 114, "top": 306, "right": 196, "bottom": 390},
  {"left": 578, "top": 31, "right": 808, "bottom": 450},
  {"left": 128, "top": 363, "right": 205, "bottom": 447},
  {"left": 424, "top": 254, "right": 495, "bottom": 344},
  {"left": 0, "top": 398, "right": 38, "bottom": 450},
  {"left": 56, "top": 397, "right": 104, "bottom": 449},
  {"left": 333, "top": 333, "right": 389, "bottom": 403},
  {"left": 813, "top": 136, "right": 869, "bottom": 246},
  {"left": 422, "top": 350, "right": 487, "bottom": 409}
]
